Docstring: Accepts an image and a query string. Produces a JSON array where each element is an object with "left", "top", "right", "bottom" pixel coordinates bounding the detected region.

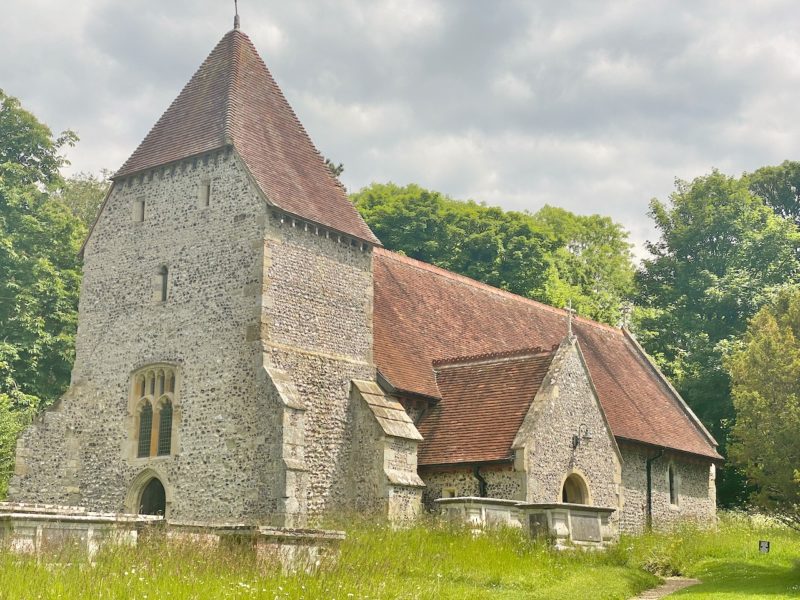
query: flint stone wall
[
  {"left": 346, "top": 384, "right": 424, "bottom": 520},
  {"left": 619, "top": 444, "right": 716, "bottom": 532},
  {"left": 11, "top": 152, "right": 276, "bottom": 522},
  {"left": 420, "top": 468, "right": 523, "bottom": 510},
  {"left": 513, "top": 341, "right": 621, "bottom": 513},
  {"left": 261, "top": 212, "right": 375, "bottom": 518}
]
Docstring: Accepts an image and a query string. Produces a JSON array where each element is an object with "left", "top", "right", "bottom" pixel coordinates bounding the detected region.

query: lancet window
[{"left": 133, "top": 366, "right": 177, "bottom": 458}]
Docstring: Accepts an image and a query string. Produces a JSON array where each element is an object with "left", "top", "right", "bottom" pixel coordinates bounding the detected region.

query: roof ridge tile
[{"left": 432, "top": 346, "right": 557, "bottom": 368}]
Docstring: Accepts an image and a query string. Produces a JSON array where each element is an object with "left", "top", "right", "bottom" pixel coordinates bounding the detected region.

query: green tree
[
  {"left": 747, "top": 160, "right": 800, "bottom": 227},
  {"left": 635, "top": 170, "right": 800, "bottom": 506},
  {"left": 59, "top": 170, "right": 110, "bottom": 228},
  {"left": 0, "top": 90, "right": 85, "bottom": 497},
  {"left": 352, "top": 183, "right": 635, "bottom": 324},
  {"left": 535, "top": 206, "right": 634, "bottom": 325},
  {"left": 0, "top": 89, "right": 77, "bottom": 187},
  {"left": 727, "top": 288, "right": 800, "bottom": 528}
]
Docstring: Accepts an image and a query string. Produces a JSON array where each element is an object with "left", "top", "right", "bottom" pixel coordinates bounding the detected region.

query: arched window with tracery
[{"left": 132, "top": 366, "right": 178, "bottom": 459}]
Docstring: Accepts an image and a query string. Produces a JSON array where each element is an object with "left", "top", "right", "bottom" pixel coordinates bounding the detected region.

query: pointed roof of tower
[{"left": 115, "top": 29, "right": 379, "bottom": 245}]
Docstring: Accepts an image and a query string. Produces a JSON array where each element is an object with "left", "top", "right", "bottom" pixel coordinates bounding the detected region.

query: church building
[{"left": 9, "top": 21, "right": 720, "bottom": 537}]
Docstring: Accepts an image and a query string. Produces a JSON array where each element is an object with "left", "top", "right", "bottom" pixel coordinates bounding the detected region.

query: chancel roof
[
  {"left": 115, "top": 29, "right": 378, "bottom": 245},
  {"left": 373, "top": 248, "right": 722, "bottom": 462}
]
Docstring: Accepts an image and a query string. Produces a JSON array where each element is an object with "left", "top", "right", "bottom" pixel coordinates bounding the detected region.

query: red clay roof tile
[
  {"left": 418, "top": 350, "right": 555, "bottom": 466},
  {"left": 115, "top": 29, "right": 378, "bottom": 245},
  {"left": 373, "top": 248, "right": 721, "bottom": 461}
]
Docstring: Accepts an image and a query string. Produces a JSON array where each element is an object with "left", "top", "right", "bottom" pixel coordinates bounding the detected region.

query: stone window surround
[
  {"left": 129, "top": 364, "right": 181, "bottom": 462},
  {"left": 133, "top": 197, "right": 146, "bottom": 222},
  {"left": 156, "top": 265, "right": 169, "bottom": 303},
  {"left": 198, "top": 179, "right": 212, "bottom": 208}
]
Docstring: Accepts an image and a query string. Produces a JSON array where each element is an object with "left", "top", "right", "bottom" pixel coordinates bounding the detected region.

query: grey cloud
[{"left": 2, "top": 0, "right": 800, "bottom": 258}]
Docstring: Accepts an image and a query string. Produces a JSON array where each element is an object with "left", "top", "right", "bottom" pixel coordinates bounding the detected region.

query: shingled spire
[{"left": 115, "top": 28, "right": 379, "bottom": 245}]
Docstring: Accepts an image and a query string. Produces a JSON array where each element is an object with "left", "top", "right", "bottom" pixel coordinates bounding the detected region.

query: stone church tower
[{"left": 10, "top": 23, "right": 389, "bottom": 527}]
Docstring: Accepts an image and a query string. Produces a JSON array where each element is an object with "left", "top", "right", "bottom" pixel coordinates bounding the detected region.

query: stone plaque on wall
[{"left": 570, "top": 513, "right": 601, "bottom": 542}]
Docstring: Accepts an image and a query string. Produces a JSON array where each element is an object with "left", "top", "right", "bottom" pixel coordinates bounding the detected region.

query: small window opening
[
  {"left": 199, "top": 181, "right": 211, "bottom": 208},
  {"left": 137, "top": 401, "right": 153, "bottom": 458},
  {"left": 158, "top": 266, "right": 168, "bottom": 302},
  {"left": 669, "top": 464, "right": 679, "bottom": 506},
  {"left": 134, "top": 199, "right": 146, "bottom": 222},
  {"left": 443, "top": 487, "right": 457, "bottom": 498}
]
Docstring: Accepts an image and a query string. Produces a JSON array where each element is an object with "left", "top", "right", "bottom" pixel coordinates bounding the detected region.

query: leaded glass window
[
  {"left": 157, "top": 400, "right": 173, "bottom": 456},
  {"left": 137, "top": 401, "right": 153, "bottom": 458}
]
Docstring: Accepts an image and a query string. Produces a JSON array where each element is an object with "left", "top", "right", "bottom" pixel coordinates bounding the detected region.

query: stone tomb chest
[{"left": 436, "top": 497, "right": 616, "bottom": 549}]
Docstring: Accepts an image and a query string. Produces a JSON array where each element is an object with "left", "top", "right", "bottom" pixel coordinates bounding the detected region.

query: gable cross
[{"left": 565, "top": 299, "right": 577, "bottom": 338}]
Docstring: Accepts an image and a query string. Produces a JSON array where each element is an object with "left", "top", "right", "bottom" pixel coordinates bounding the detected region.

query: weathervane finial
[
  {"left": 234, "top": 0, "right": 240, "bottom": 30},
  {"left": 565, "top": 299, "right": 577, "bottom": 339}
]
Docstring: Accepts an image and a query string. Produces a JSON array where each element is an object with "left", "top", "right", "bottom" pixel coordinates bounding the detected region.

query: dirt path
[{"left": 631, "top": 577, "right": 701, "bottom": 599}]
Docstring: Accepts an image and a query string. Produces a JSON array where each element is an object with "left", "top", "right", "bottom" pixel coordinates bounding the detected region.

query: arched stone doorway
[
  {"left": 125, "top": 468, "right": 172, "bottom": 516},
  {"left": 561, "top": 473, "right": 590, "bottom": 505},
  {"left": 139, "top": 478, "right": 166, "bottom": 515}
]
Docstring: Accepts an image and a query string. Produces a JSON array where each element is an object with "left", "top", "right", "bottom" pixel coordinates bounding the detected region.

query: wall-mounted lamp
[{"left": 571, "top": 423, "right": 592, "bottom": 450}]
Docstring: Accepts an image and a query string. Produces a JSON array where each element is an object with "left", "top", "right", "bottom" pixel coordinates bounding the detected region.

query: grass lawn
[
  {"left": 625, "top": 513, "right": 800, "bottom": 599},
  {"left": 0, "top": 514, "right": 797, "bottom": 599}
]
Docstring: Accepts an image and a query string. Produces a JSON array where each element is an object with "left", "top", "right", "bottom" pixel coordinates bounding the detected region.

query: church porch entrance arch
[{"left": 561, "top": 473, "right": 590, "bottom": 505}]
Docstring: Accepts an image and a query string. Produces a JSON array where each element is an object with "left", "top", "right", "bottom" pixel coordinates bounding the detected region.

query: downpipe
[{"left": 473, "top": 465, "right": 488, "bottom": 498}]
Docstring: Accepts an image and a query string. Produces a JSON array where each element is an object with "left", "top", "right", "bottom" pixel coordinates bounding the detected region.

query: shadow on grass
[{"left": 673, "top": 559, "right": 800, "bottom": 598}]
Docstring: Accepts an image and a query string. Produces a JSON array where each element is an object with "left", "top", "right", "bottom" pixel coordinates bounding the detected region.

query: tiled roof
[
  {"left": 115, "top": 29, "right": 378, "bottom": 245},
  {"left": 373, "top": 248, "right": 721, "bottom": 461},
  {"left": 418, "top": 350, "right": 556, "bottom": 466}
]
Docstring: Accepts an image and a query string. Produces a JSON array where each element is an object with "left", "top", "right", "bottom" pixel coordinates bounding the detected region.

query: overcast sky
[{"left": 3, "top": 1, "right": 799, "bottom": 256}]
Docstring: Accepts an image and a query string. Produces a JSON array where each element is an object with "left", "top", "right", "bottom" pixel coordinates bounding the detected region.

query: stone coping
[
  {"left": 0, "top": 503, "right": 345, "bottom": 540},
  {"left": 168, "top": 521, "right": 345, "bottom": 541},
  {"left": 433, "top": 497, "right": 616, "bottom": 515},
  {"left": 258, "top": 527, "right": 345, "bottom": 541},
  {"left": 0, "top": 502, "right": 162, "bottom": 524},
  {"left": 518, "top": 503, "right": 616, "bottom": 515},
  {"left": 434, "top": 497, "right": 521, "bottom": 507}
]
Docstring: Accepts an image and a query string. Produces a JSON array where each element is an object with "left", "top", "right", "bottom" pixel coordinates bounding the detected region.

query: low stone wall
[{"left": 0, "top": 502, "right": 344, "bottom": 570}]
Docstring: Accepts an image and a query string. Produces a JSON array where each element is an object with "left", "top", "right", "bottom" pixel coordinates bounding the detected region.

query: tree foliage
[
  {"left": 747, "top": 160, "right": 800, "bottom": 227},
  {"left": 727, "top": 289, "right": 800, "bottom": 528},
  {"left": 352, "top": 183, "right": 635, "bottom": 325},
  {"left": 58, "top": 170, "right": 110, "bottom": 228},
  {"left": 634, "top": 170, "right": 800, "bottom": 506},
  {"left": 0, "top": 89, "right": 85, "bottom": 497}
]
